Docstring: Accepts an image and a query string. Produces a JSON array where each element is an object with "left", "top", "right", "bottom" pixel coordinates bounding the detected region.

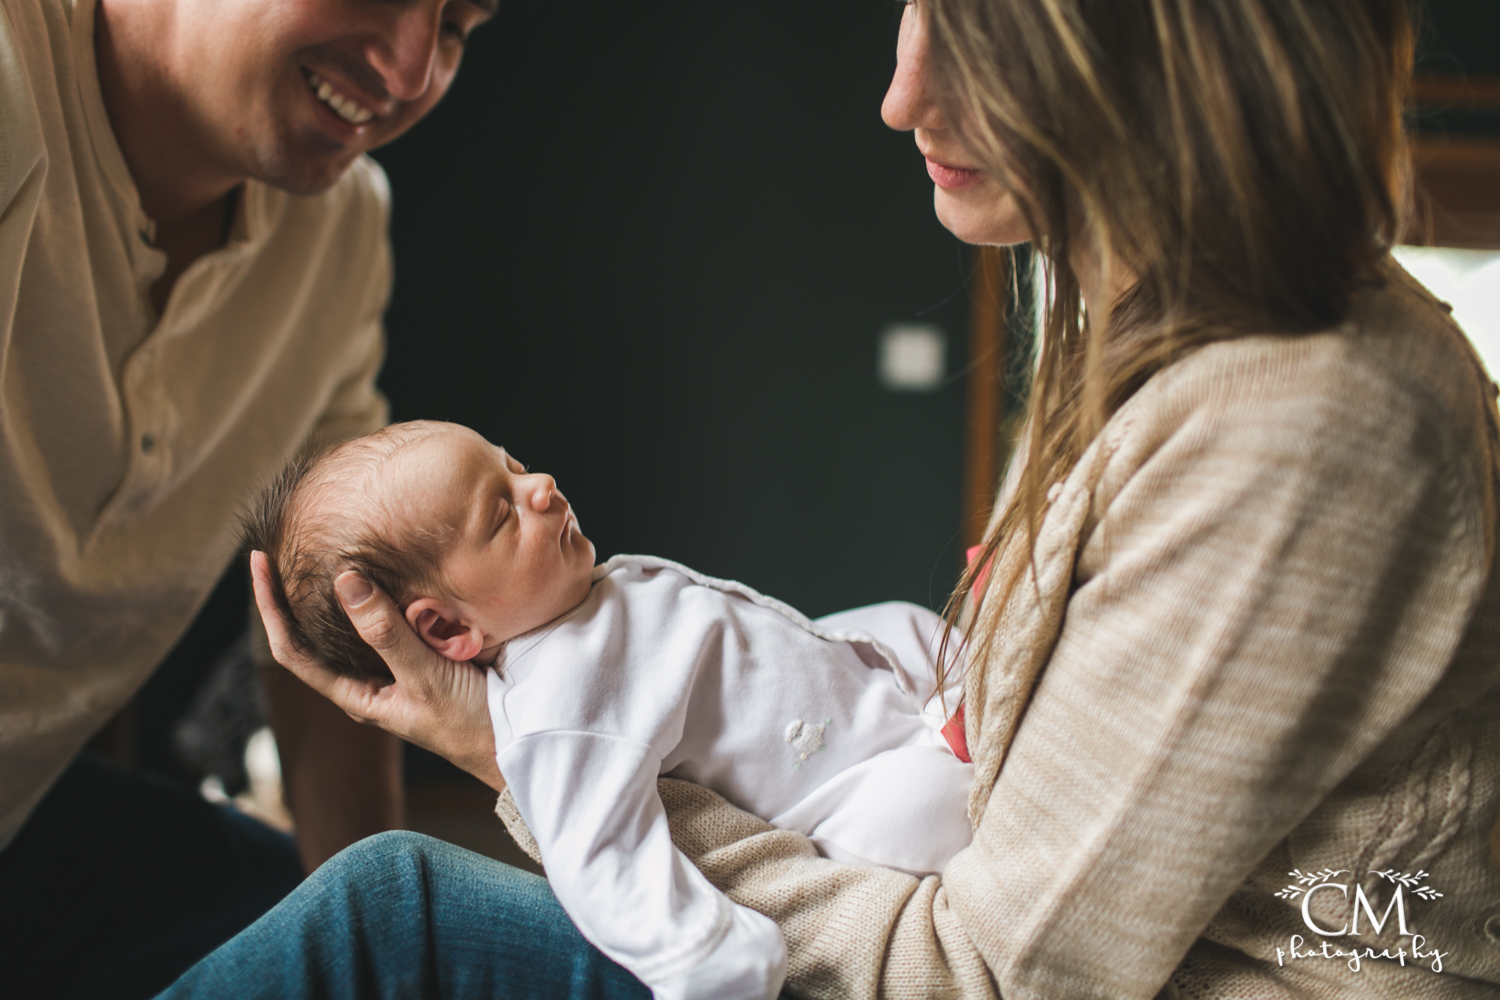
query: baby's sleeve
[{"left": 498, "top": 731, "right": 786, "bottom": 1000}]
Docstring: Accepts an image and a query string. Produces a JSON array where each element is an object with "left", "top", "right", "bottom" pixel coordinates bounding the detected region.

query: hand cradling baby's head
[
  {"left": 244, "top": 421, "right": 597, "bottom": 678},
  {"left": 242, "top": 421, "right": 456, "bottom": 679}
]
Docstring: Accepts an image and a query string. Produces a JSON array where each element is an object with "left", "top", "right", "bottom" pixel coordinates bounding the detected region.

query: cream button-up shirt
[{"left": 0, "top": 0, "right": 391, "bottom": 850}]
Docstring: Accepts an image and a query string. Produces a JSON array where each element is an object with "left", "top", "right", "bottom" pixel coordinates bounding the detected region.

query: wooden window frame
[{"left": 1407, "top": 75, "right": 1500, "bottom": 251}]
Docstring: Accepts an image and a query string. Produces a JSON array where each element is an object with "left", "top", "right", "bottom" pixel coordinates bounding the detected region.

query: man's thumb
[
  {"left": 334, "top": 570, "right": 407, "bottom": 655},
  {"left": 335, "top": 571, "right": 375, "bottom": 609}
]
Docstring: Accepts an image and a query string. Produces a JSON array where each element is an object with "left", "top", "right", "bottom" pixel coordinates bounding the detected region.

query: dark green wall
[
  {"left": 1415, "top": 0, "right": 1500, "bottom": 138},
  {"left": 1420, "top": 0, "right": 1500, "bottom": 75},
  {"left": 372, "top": 4, "right": 972, "bottom": 617}
]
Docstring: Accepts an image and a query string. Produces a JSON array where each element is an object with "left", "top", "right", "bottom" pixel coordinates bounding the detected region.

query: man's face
[{"left": 182, "top": 0, "right": 495, "bottom": 194}]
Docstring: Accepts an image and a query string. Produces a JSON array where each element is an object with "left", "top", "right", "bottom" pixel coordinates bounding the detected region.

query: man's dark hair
[{"left": 240, "top": 430, "right": 449, "bottom": 680}]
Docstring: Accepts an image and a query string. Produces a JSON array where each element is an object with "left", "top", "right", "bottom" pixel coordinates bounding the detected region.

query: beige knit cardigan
[{"left": 499, "top": 262, "right": 1500, "bottom": 999}]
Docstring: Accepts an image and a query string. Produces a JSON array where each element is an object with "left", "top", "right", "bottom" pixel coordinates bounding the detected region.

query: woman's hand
[{"left": 250, "top": 551, "right": 505, "bottom": 792}]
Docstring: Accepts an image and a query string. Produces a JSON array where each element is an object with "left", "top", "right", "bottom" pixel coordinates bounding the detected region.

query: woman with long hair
[
  {"left": 646, "top": 1, "right": 1499, "bottom": 996},
  {"left": 163, "top": 1, "right": 1500, "bottom": 997}
]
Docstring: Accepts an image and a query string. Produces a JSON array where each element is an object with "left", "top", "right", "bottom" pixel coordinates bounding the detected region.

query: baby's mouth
[{"left": 304, "top": 69, "right": 374, "bottom": 126}]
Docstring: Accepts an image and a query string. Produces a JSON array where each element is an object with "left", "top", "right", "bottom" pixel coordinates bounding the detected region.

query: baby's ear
[{"left": 405, "top": 597, "right": 485, "bottom": 662}]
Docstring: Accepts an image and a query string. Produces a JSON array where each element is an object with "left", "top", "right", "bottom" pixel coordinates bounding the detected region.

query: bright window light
[{"left": 1392, "top": 247, "right": 1500, "bottom": 375}]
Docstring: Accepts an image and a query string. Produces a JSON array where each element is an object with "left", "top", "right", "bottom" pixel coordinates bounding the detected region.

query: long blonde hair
[{"left": 929, "top": 0, "right": 1414, "bottom": 696}]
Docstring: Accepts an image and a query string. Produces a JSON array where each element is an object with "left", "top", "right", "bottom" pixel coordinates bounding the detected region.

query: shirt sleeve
[
  {"left": 659, "top": 339, "right": 1492, "bottom": 1000},
  {"left": 498, "top": 731, "right": 786, "bottom": 1000}
]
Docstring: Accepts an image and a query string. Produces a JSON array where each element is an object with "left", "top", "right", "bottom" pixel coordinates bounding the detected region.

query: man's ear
[{"left": 405, "top": 597, "right": 485, "bottom": 662}]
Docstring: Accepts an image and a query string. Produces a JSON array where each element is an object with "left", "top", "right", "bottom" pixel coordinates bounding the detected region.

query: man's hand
[{"left": 250, "top": 551, "right": 504, "bottom": 794}]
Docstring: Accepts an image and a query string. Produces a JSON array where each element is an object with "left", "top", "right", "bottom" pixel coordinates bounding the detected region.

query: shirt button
[
  {"left": 1484, "top": 914, "right": 1500, "bottom": 945},
  {"left": 140, "top": 433, "right": 156, "bottom": 454}
]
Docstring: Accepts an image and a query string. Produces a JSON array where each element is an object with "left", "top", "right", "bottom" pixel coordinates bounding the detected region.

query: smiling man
[{"left": 0, "top": 0, "right": 492, "bottom": 995}]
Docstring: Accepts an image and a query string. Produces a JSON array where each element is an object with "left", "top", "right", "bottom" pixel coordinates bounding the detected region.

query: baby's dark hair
[{"left": 241, "top": 425, "right": 452, "bottom": 679}]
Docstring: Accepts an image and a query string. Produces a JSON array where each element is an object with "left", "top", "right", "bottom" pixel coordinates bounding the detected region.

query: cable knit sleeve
[{"left": 653, "top": 314, "right": 1500, "bottom": 1000}]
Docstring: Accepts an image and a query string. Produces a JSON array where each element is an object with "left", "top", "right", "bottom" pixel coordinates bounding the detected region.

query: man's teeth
[{"left": 306, "top": 71, "right": 373, "bottom": 126}]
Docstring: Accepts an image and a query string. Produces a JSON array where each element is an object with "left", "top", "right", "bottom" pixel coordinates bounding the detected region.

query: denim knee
[
  {"left": 335, "top": 828, "right": 445, "bottom": 860},
  {"left": 314, "top": 830, "right": 450, "bottom": 896}
]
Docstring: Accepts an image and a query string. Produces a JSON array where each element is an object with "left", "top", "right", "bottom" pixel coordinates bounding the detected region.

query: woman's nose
[{"left": 881, "top": 5, "right": 946, "bottom": 132}]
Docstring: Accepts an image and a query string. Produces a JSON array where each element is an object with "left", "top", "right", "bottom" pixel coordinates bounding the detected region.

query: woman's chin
[{"left": 934, "top": 186, "right": 1033, "bottom": 246}]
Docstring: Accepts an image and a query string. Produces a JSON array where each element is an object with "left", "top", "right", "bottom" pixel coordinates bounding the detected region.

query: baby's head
[{"left": 244, "top": 421, "right": 596, "bottom": 678}]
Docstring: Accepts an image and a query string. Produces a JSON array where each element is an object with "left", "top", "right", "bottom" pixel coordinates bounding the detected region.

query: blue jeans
[{"left": 158, "top": 831, "right": 652, "bottom": 1000}]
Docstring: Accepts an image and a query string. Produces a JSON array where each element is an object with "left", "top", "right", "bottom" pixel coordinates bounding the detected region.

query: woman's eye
[
  {"left": 441, "top": 20, "right": 467, "bottom": 42},
  {"left": 493, "top": 498, "right": 511, "bottom": 535}
]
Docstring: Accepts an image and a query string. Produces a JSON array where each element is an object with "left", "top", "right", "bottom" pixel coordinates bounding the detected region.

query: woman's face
[{"left": 881, "top": 4, "right": 1032, "bottom": 246}]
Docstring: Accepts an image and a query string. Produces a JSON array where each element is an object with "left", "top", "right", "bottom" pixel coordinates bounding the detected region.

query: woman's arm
[
  {"left": 657, "top": 777, "right": 993, "bottom": 998},
  {"left": 656, "top": 331, "right": 1495, "bottom": 1000}
]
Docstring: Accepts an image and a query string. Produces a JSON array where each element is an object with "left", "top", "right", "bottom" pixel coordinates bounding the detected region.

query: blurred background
[
  {"left": 94, "top": 0, "right": 1500, "bottom": 865},
  {"left": 372, "top": 2, "right": 974, "bottom": 617}
]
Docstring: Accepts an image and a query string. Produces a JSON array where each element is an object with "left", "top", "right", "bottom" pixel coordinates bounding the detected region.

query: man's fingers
[
  {"left": 281, "top": 650, "right": 384, "bottom": 720},
  {"left": 250, "top": 550, "right": 302, "bottom": 660},
  {"left": 251, "top": 550, "right": 330, "bottom": 690},
  {"left": 335, "top": 570, "right": 441, "bottom": 683},
  {"left": 253, "top": 551, "right": 363, "bottom": 706}
]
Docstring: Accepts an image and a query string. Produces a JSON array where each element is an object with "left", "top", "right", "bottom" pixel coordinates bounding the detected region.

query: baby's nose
[{"left": 527, "top": 474, "right": 561, "bottom": 512}]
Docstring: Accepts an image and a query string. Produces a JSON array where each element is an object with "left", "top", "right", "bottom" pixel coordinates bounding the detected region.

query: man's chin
[
  {"left": 252, "top": 142, "right": 363, "bottom": 197},
  {"left": 262, "top": 163, "right": 358, "bottom": 197}
]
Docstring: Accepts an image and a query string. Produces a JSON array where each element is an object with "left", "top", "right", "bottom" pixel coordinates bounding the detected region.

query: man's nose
[
  {"left": 364, "top": 2, "right": 442, "bottom": 103},
  {"left": 881, "top": 6, "right": 946, "bottom": 132}
]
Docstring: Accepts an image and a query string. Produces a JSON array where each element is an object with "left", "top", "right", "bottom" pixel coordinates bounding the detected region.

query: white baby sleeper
[{"left": 487, "top": 555, "right": 972, "bottom": 1000}]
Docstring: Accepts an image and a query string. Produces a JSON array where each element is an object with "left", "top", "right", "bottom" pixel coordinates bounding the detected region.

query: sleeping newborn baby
[{"left": 247, "top": 420, "right": 972, "bottom": 1000}]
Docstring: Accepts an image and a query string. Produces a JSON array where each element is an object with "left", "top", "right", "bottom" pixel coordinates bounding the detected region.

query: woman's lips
[{"left": 925, "top": 158, "right": 984, "bottom": 190}]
